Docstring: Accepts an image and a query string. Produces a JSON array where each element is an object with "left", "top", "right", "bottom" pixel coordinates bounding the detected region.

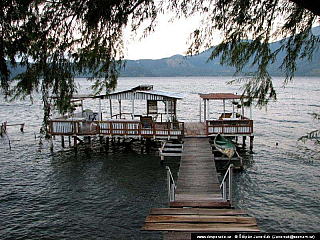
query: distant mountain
[
  {"left": 7, "top": 26, "right": 320, "bottom": 78},
  {"left": 121, "top": 26, "right": 320, "bottom": 77}
]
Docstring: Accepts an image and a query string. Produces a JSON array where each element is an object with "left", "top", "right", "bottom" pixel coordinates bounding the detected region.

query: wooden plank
[
  {"left": 166, "top": 143, "right": 183, "bottom": 147},
  {"left": 161, "top": 153, "right": 182, "bottom": 157},
  {"left": 163, "top": 148, "right": 183, "bottom": 152},
  {"left": 170, "top": 201, "right": 231, "bottom": 208},
  {"left": 141, "top": 223, "right": 260, "bottom": 232},
  {"left": 175, "top": 195, "right": 223, "bottom": 201},
  {"left": 163, "top": 232, "right": 191, "bottom": 240},
  {"left": 145, "top": 215, "right": 257, "bottom": 224},
  {"left": 149, "top": 208, "right": 249, "bottom": 216}
]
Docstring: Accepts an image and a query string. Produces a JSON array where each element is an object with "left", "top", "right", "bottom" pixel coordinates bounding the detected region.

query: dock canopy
[
  {"left": 199, "top": 92, "right": 252, "bottom": 122},
  {"left": 96, "top": 85, "right": 185, "bottom": 121},
  {"left": 97, "top": 85, "right": 184, "bottom": 101},
  {"left": 200, "top": 93, "right": 243, "bottom": 100}
]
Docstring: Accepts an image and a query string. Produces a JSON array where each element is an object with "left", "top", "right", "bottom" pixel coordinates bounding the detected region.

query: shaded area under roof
[
  {"left": 200, "top": 93, "right": 243, "bottom": 100},
  {"left": 97, "top": 85, "right": 185, "bottom": 101}
]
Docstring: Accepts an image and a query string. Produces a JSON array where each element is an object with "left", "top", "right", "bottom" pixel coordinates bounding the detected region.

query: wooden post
[
  {"left": 250, "top": 136, "right": 254, "bottom": 153},
  {"left": 61, "top": 136, "right": 65, "bottom": 148},
  {"left": 242, "top": 136, "right": 246, "bottom": 149},
  {"left": 204, "top": 99, "right": 207, "bottom": 122},
  {"left": 165, "top": 100, "right": 169, "bottom": 122},
  {"left": 20, "top": 124, "right": 24, "bottom": 132},
  {"left": 69, "top": 136, "right": 71, "bottom": 146},
  {"left": 140, "top": 138, "right": 144, "bottom": 154},
  {"left": 50, "top": 136, "right": 54, "bottom": 152},
  {"left": 119, "top": 100, "right": 122, "bottom": 119},
  {"left": 132, "top": 93, "right": 135, "bottom": 119},
  {"left": 74, "top": 136, "right": 78, "bottom": 155},
  {"left": 207, "top": 99, "right": 210, "bottom": 120},
  {"left": 166, "top": 166, "right": 171, "bottom": 202},
  {"left": 229, "top": 164, "right": 233, "bottom": 205},
  {"left": 81, "top": 100, "right": 84, "bottom": 117},
  {"left": 105, "top": 137, "right": 109, "bottom": 152},
  {"left": 146, "top": 138, "right": 151, "bottom": 153},
  {"left": 98, "top": 98, "right": 102, "bottom": 121},
  {"left": 199, "top": 98, "right": 202, "bottom": 122},
  {"left": 109, "top": 99, "right": 113, "bottom": 118}
]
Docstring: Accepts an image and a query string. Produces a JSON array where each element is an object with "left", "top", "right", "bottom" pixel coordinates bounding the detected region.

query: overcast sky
[{"left": 124, "top": 14, "right": 221, "bottom": 60}]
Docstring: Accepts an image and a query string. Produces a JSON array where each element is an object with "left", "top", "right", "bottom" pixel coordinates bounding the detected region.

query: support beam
[
  {"left": 98, "top": 98, "right": 102, "bottom": 121},
  {"left": 61, "top": 136, "right": 65, "bottom": 148},
  {"left": 109, "top": 99, "right": 113, "bottom": 118},
  {"left": 250, "top": 136, "right": 254, "bottom": 153},
  {"left": 50, "top": 136, "right": 54, "bottom": 151},
  {"left": 166, "top": 101, "right": 169, "bottom": 122},
  {"left": 132, "top": 93, "right": 135, "bottom": 119},
  {"left": 207, "top": 99, "right": 210, "bottom": 120},
  {"left": 199, "top": 98, "right": 202, "bottom": 122},
  {"left": 242, "top": 136, "right": 246, "bottom": 149},
  {"left": 204, "top": 99, "right": 207, "bottom": 122},
  {"left": 81, "top": 100, "right": 84, "bottom": 117},
  {"left": 119, "top": 100, "right": 122, "bottom": 119}
]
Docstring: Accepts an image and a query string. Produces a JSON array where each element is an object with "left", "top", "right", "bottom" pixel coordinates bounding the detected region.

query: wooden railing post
[
  {"left": 97, "top": 121, "right": 100, "bottom": 134},
  {"left": 73, "top": 122, "right": 77, "bottom": 134},
  {"left": 153, "top": 123, "right": 156, "bottom": 137},
  {"left": 206, "top": 121, "right": 209, "bottom": 136},
  {"left": 229, "top": 164, "right": 233, "bottom": 205},
  {"left": 166, "top": 166, "right": 175, "bottom": 202}
]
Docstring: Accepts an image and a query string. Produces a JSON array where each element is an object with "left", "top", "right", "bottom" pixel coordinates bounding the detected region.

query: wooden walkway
[
  {"left": 184, "top": 122, "right": 206, "bottom": 137},
  {"left": 141, "top": 137, "right": 260, "bottom": 236},
  {"left": 173, "top": 138, "right": 223, "bottom": 204}
]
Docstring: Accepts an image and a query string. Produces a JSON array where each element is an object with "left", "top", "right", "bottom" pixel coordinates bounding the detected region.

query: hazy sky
[{"left": 124, "top": 14, "right": 221, "bottom": 60}]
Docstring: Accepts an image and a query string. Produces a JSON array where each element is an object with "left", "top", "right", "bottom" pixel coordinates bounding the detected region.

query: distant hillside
[
  {"left": 121, "top": 26, "right": 320, "bottom": 77},
  {"left": 7, "top": 26, "right": 320, "bottom": 78}
]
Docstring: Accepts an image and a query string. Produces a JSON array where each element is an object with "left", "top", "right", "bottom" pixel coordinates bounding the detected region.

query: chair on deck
[{"left": 140, "top": 116, "right": 153, "bottom": 128}]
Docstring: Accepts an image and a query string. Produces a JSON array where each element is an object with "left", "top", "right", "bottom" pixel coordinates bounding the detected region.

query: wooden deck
[
  {"left": 174, "top": 138, "right": 222, "bottom": 202},
  {"left": 184, "top": 122, "right": 206, "bottom": 137},
  {"left": 142, "top": 138, "right": 260, "bottom": 236}
]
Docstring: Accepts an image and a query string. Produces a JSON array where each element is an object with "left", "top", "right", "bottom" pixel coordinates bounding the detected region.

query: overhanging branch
[{"left": 289, "top": 0, "right": 320, "bottom": 16}]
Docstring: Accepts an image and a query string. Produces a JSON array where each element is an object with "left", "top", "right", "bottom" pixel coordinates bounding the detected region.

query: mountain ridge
[
  {"left": 121, "top": 26, "right": 320, "bottom": 77},
  {"left": 7, "top": 26, "right": 320, "bottom": 78}
]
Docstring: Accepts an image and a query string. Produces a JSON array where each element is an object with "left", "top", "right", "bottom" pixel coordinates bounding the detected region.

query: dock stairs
[
  {"left": 159, "top": 141, "right": 184, "bottom": 160},
  {"left": 142, "top": 138, "right": 259, "bottom": 237}
]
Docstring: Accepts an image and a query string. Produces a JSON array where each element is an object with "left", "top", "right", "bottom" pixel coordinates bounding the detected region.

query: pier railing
[
  {"left": 220, "top": 164, "right": 233, "bottom": 204},
  {"left": 206, "top": 119, "right": 253, "bottom": 135},
  {"left": 166, "top": 166, "right": 176, "bottom": 202},
  {"left": 49, "top": 119, "right": 184, "bottom": 138}
]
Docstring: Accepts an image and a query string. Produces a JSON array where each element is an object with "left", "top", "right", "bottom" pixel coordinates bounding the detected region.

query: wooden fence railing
[
  {"left": 206, "top": 119, "right": 253, "bottom": 135},
  {"left": 49, "top": 120, "right": 184, "bottom": 138}
]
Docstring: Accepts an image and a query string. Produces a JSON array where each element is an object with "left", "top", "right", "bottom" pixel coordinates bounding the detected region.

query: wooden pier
[
  {"left": 173, "top": 138, "right": 222, "bottom": 203},
  {"left": 142, "top": 137, "right": 260, "bottom": 237}
]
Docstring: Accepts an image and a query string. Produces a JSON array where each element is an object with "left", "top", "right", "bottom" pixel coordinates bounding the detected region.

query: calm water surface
[{"left": 0, "top": 77, "right": 319, "bottom": 238}]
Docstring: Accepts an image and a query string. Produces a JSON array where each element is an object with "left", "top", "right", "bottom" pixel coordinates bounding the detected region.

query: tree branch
[{"left": 289, "top": 0, "right": 320, "bottom": 16}]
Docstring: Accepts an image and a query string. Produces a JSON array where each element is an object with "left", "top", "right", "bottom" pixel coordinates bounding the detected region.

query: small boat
[{"left": 214, "top": 134, "right": 236, "bottom": 159}]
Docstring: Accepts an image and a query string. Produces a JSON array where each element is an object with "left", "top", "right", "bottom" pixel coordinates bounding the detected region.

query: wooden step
[
  {"left": 141, "top": 223, "right": 260, "bottom": 232},
  {"left": 145, "top": 215, "right": 257, "bottom": 224},
  {"left": 170, "top": 200, "right": 231, "bottom": 208},
  {"left": 166, "top": 143, "right": 183, "bottom": 147},
  {"left": 160, "top": 153, "right": 182, "bottom": 157},
  {"left": 163, "top": 148, "right": 183, "bottom": 152},
  {"left": 149, "top": 208, "right": 248, "bottom": 216}
]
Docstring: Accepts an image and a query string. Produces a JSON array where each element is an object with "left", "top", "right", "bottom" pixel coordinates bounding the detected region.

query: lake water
[{"left": 0, "top": 77, "right": 319, "bottom": 238}]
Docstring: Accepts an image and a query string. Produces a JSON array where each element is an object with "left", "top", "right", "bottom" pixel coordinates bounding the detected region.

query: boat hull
[{"left": 214, "top": 134, "right": 236, "bottom": 159}]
